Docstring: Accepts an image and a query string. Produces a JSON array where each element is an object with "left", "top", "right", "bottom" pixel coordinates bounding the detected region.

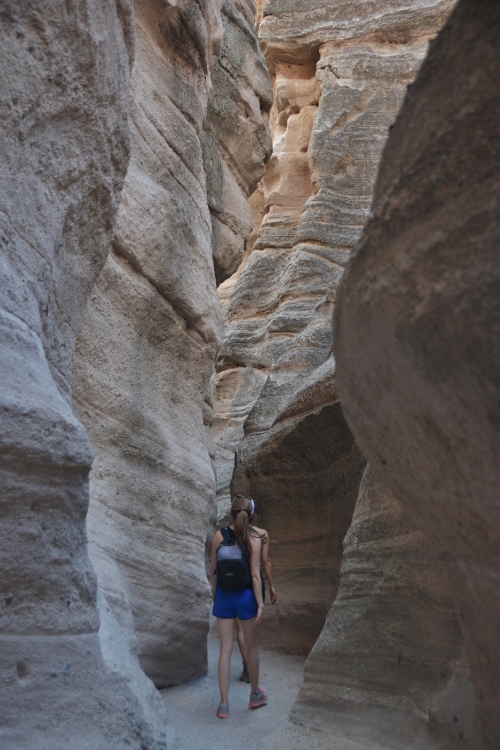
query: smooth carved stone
[
  {"left": 73, "top": 0, "right": 228, "bottom": 689},
  {"left": 213, "top": 53, "right": 328, "bottom": 524},
  {"left": 74, "top": 251, "right": 219, "bottom": 687},
  {"left": 214, "top": 4, "right": 469, "bottom": 747},
  {"left": 213, "top": 365, "right": 268, "bottom": 517},
  {"left": 74, "top": 0, "right": 272, "bottom": 690},
  {"left": 297, "top": 41, "right": 430, "bottom": 247},
  {"left": 0, "top": 1, "right": 169, "bottom": 747},
  {"left": 231, "top": 363, "right": 366, "bottom": 654},
  {"left": 283, "top": 466, "right": 472, "bottom": 749},
  {"left": 334, "top": 1, "right": 500, "bottom": 746},
  {"left": 202, "top": 0, "right": 273, "bottom": 284}
]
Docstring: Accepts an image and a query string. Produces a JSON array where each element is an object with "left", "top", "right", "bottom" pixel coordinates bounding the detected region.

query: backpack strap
[{"left": 216, "top": 527, "right": 233, "bottom": 553}]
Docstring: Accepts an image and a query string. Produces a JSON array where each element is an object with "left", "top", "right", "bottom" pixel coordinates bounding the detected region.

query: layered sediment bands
[
  {"left": 73, "top": 0, "right": 272, "bottom": 688},
  {"left": 73, "top": 0, "right": 222, "bottom": 689},
  {"left": 214, "top": 0, "right": 455, "bottom": 653},
  {"left": 334, "top": 0, "right": 500, "bottom": 746},
  {"left": 202, "top": 0, "right": 273, "bottom": 285},
  {"left": 231, "top": 361, "right": 366, "bottom": 653},
  {"left": 0, "top": 2, "right": 168, "bottom": 747},
  {"left": 280, "top": 466, "right": 472, "bottom": 749}
]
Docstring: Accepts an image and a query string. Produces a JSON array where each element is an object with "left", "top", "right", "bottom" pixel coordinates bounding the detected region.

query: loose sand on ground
[{"left": 161, "top": 627, "right": 305, "bottom": 749}]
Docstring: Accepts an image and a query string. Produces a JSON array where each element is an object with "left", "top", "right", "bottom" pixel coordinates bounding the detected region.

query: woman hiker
[
  {"left": 210, "top": 495, "right": 269, "bottom": 718},
  {"left": 234, "top": 496, "right": 277, "bottom": 683}
]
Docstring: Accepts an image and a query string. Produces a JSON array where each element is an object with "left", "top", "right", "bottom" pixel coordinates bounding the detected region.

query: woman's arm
[
  {"left": 260, "top": 530, "right": 277, "bottom": 604},
  {"left": 249, "top": 535, "right": 263, "bottom": 626},
  {"left": 210, "top": 531, "right": 222, "bottom": 601}
]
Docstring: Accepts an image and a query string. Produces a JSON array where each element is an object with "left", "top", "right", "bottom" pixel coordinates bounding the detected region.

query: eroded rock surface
[
  {"left": 73, "top": 0, "right": 272, "bottom": 688},
  {"left": 280, "top": 466, "right": 472, "bottom": 749},
  {"left": 334, "top": 0, "right": 500, "bottom": 746},
  {"left": 202, "top": 0, "right": 273, "bottom": 284},
  {"left": 231, "top": 359, "right": 366, "bottom": 654},
  {"left": 214, "top": 0, "right": 456, "bottom": 655},
  {"left": 0, "top": 2, "right": 168, "bottom": 747}
]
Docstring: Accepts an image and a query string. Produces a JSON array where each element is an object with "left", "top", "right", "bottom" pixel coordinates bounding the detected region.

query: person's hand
[
  {"left": 270, "top": 585, "right": 277, "bottom": 605},
  {"left": 255, "top": 605, "right": 264, "bottom": 627}
]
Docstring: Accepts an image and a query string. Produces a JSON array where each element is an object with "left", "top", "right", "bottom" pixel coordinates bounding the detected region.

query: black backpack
[{"left": 216, "top": 527, "right": 252, "bottom": 591}]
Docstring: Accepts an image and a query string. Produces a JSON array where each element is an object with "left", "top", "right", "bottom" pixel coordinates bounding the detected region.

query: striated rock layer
[
  {"left": 278, "top": 467, "right": 472, "bottom": 749},
  {"left": 334, "top": 0, "right": 500, "bottom": 746},
  {"left": 0, "top": 2, "right": 168, "bottom": 748},
  {"left": 202, "top": 0, "right": 273, "bottom": 285},
  {"left": 214, "top": 0, "right": 457, "bottom": 657},
  {"left": 231, "top": 359, "right": 366, "bottom": 654},
  {"left": 73, "top": 0, "right": 272, "bottom": 688}
]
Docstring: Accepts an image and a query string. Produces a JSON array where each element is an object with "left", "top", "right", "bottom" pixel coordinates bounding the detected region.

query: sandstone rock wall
[
  {"left": 73, "top": 0, "right": 272, "bottom": 688},
  {"left": 334, "top": 1, "right": 500, "bottom": 746},
  {"left": 0, "top": 2, "right": 169, "bottom": 747},
  {"left": 202, "top": 0, "right": 273, "bottom": 285},
  {"left": 278, "top": 467, "right": 472, "bottom": 749},
  {"left": 214, "top": 0, "right": 456, "bottom": 654},
  {"left": 231, "top": 360, "right": 366, "bottom": 654}
]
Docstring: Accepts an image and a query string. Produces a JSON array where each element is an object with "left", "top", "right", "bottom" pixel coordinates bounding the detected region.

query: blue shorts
[{"left": 213, "top": 586, "right": 258, "bottom": 620}]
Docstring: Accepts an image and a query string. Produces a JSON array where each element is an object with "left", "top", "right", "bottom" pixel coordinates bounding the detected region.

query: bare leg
[
  {"left": 240, "top": 617, "right": 259, "bottom": 694},
  {"left": 217, "top": 617, "right": 234, "bottom": 705},
  {"left": 235, "top": 618, "right": 248, "bottom": 671}
]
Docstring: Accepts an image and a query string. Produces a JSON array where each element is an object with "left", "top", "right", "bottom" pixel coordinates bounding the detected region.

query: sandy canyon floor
[{"left": 161, "top": 628, "right": 305, "bottom": 749}]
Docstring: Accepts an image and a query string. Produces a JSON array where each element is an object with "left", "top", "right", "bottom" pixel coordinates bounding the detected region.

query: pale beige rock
[
  {"left": 259, "top": 0, "right": 454, "bottom": 63},
  {"left": 231, "top": 360, "right": 366, "bottom": 653},
  {"left": 334, "top": 1, "right": 500, "bottom": 746},
  {"left": 202, "top": 0, "right": 273, "bottom": 284},
  {"left": 73, "top": 0, "right": 224, "bottom": 689},
  {"left": 73, "top": 0, "right": 272, "bottom": 690},
  {"left": 0, "top": 1, "right": 169, "bottom": 747},
  {"left": 214, "top": 0, "right": 456, "bottom": 658}
]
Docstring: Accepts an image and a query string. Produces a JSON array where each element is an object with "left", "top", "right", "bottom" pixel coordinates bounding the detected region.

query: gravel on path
[{"left": 160, "top": 628, "right": 305, "bottom": 750}]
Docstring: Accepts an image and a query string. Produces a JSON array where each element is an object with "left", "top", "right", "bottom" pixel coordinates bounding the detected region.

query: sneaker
[
  {"left": 239, "top": 669, "right": 251, "bottom": 683},
  {"left": 249, "top": 687, "right": 268, "bottom": 709},
  {"left": 216, "top": 703, "right": 229, "bottom": 718}
]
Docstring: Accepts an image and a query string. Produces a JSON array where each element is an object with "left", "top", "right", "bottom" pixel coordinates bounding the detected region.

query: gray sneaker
[
  {"left": 239, "top": 669, "right": 250, "bottom": 683},
  {"left": 216, "top": 703, "right": 229, "bottom": 718},
  {"left": 249, "top": 686, "right": 268, "bottom": 709}
]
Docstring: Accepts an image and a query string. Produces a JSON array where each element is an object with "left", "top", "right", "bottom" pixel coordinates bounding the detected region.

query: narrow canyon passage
[
  {"left": 161, "top": 630, "right": 305, "bottom": 749},
  {"left": 2, "top": 0, "right": 499, "bottom": 749}
]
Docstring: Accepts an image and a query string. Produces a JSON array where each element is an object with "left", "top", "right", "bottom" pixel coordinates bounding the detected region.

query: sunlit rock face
[
  {"left": 334, "top": 0, "right": 500, "bottom": 747},
  {"left": 0, "top": 2, "right": 168, "bottom": 747},
  {"left": 214, "top": 0, "right": 456, "bottom": 654},
  {"left": 73, "top": 0, "right": 272, "bottom": 688}
]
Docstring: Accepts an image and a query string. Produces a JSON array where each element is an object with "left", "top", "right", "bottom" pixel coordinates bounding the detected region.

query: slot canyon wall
[
  {"left": 73, "top": 0, "right": 272, "bottom": 689},
  {"left": 1, "top": 0, "right": 271, "bottom": 745},
  {"left": 279, "top": 466, "right": 472, "bottom": 750},
  {"left": 334, "top": 0, "right": 500, "bottom": 748},
  {"left": 0, "top": 2, "right": 170, "bottom": 748},
  {"left": 214, "top": 0, "right": 458, "bottom": 655},
  {"left": 1, "top": 0, "right": 497, "bottom": 748},
  {"left": 215, "top": 0, "right": 476, "bottom": 747}
]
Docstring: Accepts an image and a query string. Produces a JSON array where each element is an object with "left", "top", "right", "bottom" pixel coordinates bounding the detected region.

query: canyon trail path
[{"left": 161, "top": 628, "right": 305, "bottom": 750}]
